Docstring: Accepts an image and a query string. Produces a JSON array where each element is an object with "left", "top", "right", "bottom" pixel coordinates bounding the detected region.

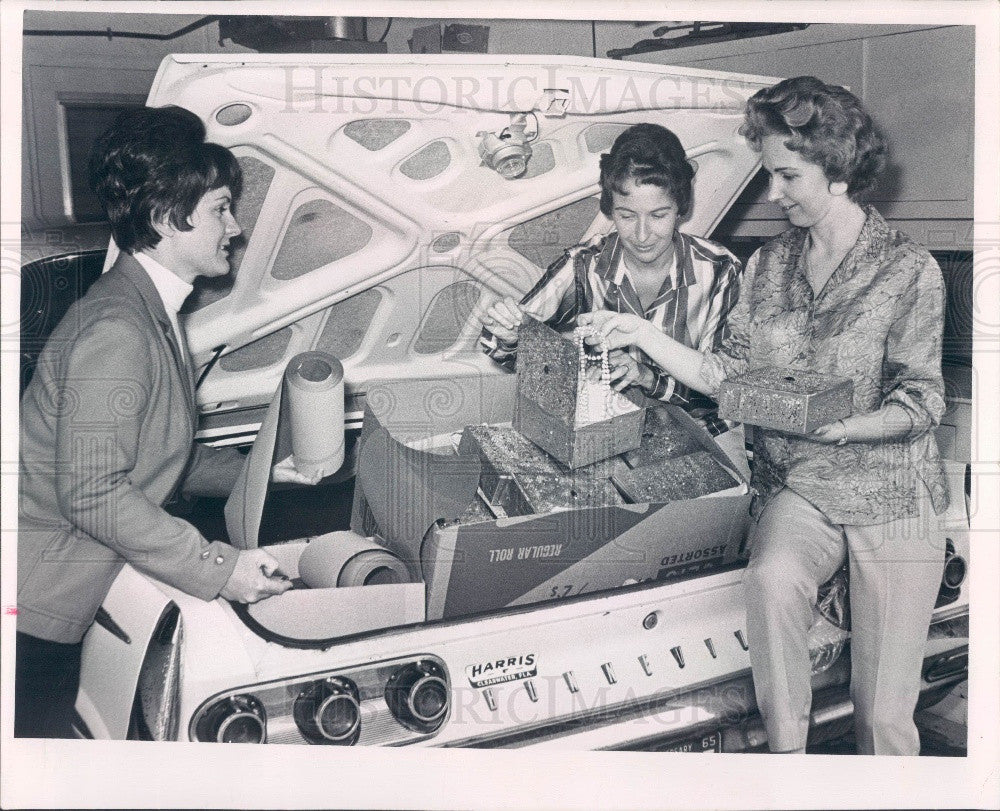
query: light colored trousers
[{"left": 743, "top": 487, "right": 945, "bottom": 754}]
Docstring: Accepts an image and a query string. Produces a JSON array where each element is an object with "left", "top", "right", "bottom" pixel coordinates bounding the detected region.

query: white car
[{"left": 68, "top": 53, "right": 968, "bottom": 750}]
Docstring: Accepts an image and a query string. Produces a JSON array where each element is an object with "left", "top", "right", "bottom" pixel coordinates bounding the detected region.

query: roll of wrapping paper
[
  {"left": 298, "top": 531, "right": 411, "bottom": 588},
  {"left": 285, "top": 351, "right": 345, "bottom": 478},
  {"left": 224, "top": 350, "right": 346, "bottom": 549}
]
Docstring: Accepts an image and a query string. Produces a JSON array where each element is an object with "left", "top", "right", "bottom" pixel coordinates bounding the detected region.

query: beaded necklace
[{"left": 573, "top": 326, "right": 636, "bottom": 426}]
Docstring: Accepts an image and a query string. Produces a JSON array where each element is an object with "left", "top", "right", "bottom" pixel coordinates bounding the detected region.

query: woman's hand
[
  {"left": 481, "top": 297, "right": 524, "bottom": 342},
  {"left": 606, "top": 350, "right": 651, "bottom": 392},
  {"left": 579, "top": 310, "right": 713, "bottom": 399},
  {"left": 220, "top": 548, "right": 293, "bottom": 603},
  {"left": 578, "top": 310, "right": 652, "bottom": 352},
  {"left": 271, "top": 454, "right": 325, "bottom": 485},
  {"left": 811, "top": 419, "right": 849, "bottom": 445}
]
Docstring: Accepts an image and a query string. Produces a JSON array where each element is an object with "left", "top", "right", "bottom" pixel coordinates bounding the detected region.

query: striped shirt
[{"left": 481, "top": 230, "right": 742, "bottom": 435}]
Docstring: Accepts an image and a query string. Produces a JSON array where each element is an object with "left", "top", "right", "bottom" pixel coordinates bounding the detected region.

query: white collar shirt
[{"left": 133, "top": 251, "right": 194, "bottom": 364}]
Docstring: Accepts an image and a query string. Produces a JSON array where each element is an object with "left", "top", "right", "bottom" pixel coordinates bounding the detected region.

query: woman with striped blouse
[{"left": 479, "top": 123, "right": 744, "bottom": 446}]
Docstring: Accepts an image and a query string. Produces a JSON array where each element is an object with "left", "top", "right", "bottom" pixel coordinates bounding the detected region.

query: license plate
[{"left": 659, "top": 730, "right": 722, "bottom": 753}]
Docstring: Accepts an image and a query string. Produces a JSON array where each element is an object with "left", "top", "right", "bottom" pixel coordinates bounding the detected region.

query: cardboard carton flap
[
  {"left": 653, "top": 402, "right": 750, "bottom": 485},
  {"left": 354, "top": 404, "right": 481, "bottom": 564}
]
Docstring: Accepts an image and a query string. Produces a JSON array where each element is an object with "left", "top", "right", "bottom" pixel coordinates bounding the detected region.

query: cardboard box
[
  {"left": 718, "top": 366, "right": 853, "bottom": 434},
  {"left": 514, "top": 318, "right": 646, "bottom": 469},
  {"left": 350, "top": 374, "right": 751, "bottom": 621}
]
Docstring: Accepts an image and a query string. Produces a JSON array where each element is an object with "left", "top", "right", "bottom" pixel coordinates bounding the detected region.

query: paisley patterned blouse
[{"left": 701, "top": 207, "right": 949, "bottom": 525}]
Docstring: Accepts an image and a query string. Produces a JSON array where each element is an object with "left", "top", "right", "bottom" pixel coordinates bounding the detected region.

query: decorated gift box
[
  {"left": 717, "top": 366, "right": 853, "bottom": 434},
  {"left": 513, "top": 317, "right": 647, "bottom": 469}
]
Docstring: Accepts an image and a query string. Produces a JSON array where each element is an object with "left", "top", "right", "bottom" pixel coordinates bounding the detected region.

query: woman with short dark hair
[
  {"left": 480, "top": 122, "right": 743, "bottom": 438},
  {"left": 17, "top": 105, "right": 315, "bottom": 738},
  {"left": 581, "top": 76, "right": 948, "bottom": 755},
  {"left": 597, "top": 122, "right": 695, "bottom": 220},
  {"left": 89, "top": 105, "right": 244, "bottom": 256}
]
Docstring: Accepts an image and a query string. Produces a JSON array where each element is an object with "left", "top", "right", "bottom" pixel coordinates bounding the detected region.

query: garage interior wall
[{"left": 22, "top": 15, "right": 972, "bottom": 252}]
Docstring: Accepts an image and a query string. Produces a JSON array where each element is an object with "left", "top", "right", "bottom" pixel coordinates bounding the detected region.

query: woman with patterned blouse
[
  {"left": 580, "top": 77, "right": 949, "bottom": 755},
  {"left": 479, "top": 123, "right": 743, "bottom": 442}
]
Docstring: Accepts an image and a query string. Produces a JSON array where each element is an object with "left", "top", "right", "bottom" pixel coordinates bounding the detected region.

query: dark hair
[
  {"left": 599, "top": 123, "right": 694, "bottom": 218},
  {"left": 739, "top": 75, "right": 887, "bottom": 200},
  {"left": 89, "top": 105, "right": 243, "bottom": 254}
]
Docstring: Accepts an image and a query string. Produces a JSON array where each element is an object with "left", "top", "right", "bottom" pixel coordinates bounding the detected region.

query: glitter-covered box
[
  {"left": 613, "top": 450, "right": 740, "bottom": 504},
  {"left": 459, "top": 424, "right": 624, "bottom": 514},
  {"left": 513, "top": 317, "right": 646, "bottom": 468},
  {"left": 717, "top": 366, "right": 853, "bottom": 434}
]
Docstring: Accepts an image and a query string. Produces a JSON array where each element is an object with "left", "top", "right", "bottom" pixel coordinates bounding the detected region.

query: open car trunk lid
[{"left": 110, "top": 55, "right": 776, "bottom": 426}]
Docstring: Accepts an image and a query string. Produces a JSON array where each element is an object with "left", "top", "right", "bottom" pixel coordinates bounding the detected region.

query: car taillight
[
  {"left": 936, "top": 538, "right": 968, "bottom": 608},
  {"left": 189, "top": 655, "right": 449, "bottom": 745},
  {"left": 293, "top": 677, "right": 361, "bottom": 745},
  {"left": 384, "top": 660, "right": 449, "bottom": 733},
  {"left": 195, "top": 695, "right": 267, "bottom": 743}
]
